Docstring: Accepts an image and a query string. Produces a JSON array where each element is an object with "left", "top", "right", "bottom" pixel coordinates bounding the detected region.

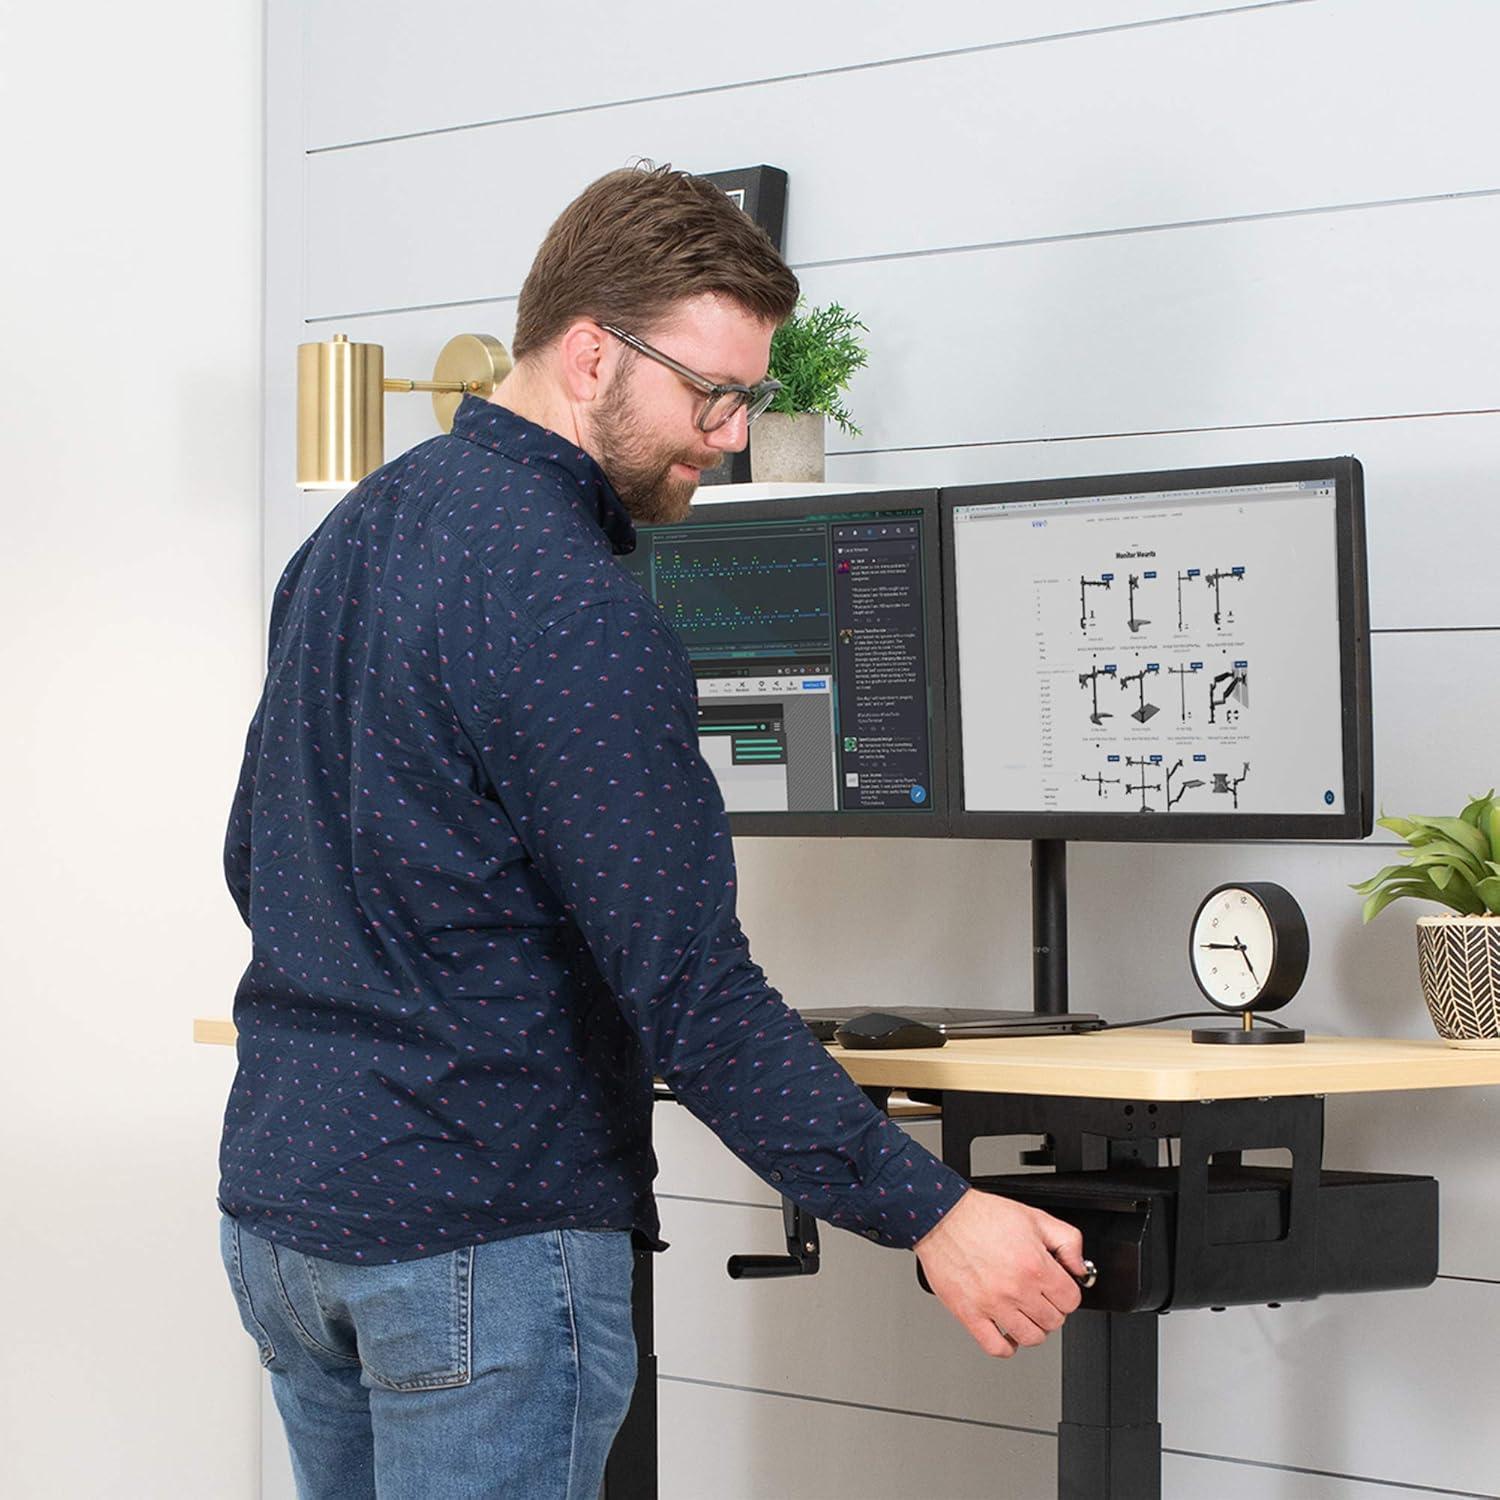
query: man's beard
[{"left": 590, "top": 375, "right": 721, "bottom": 525}]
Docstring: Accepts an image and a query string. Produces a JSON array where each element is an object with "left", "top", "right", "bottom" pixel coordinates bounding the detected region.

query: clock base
[{"left": 1192, "top": 1025, "right": 1306, "bottom": 1045}]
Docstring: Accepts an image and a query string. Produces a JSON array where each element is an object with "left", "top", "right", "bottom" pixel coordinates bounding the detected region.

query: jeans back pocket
[{"left": 305, "top": 1245, "right": 474, "bottom": 1392}]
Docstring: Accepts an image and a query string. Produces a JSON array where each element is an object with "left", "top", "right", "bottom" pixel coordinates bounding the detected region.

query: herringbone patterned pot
[{"left": 1416, "top": 915, "right": 1500, "bottom": 1048}]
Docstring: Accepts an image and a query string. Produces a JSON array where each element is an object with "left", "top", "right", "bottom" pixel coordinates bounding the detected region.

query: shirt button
[
  {"left": 864, "top": 1229, "right": 881, "bottom": 1242},
  {"left": 769, "top": 1170, "right": 783, "bottom": 1183}
]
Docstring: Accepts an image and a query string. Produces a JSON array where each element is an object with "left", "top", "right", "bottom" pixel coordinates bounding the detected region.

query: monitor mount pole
[
  {"left": 1019, "top": 840, "right": 1070, "bottom": 1172},
  {"left": 1032, "top": 839, "right": 1069, "bottom": 1016}
]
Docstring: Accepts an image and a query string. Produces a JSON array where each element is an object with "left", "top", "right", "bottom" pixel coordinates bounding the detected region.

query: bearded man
[{"left": 217, "top": 163, "right": 1084, "bottom": 1500}]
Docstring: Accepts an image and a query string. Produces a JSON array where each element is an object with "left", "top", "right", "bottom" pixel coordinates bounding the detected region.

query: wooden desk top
[
  {"left": 195, "top": 1018, "right": 1500, "bottom": 1101},
  {"left": 831, "top": 1029, "right": 1500, "bottom": 1101}
]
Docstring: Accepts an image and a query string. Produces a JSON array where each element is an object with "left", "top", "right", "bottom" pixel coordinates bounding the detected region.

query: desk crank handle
[{"left": 726, "top": 1198, "right": 821, "bottom": 1280}]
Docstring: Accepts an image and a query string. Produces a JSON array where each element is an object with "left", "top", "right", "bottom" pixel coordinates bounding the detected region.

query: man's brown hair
[{"left": 511, "top": 163, "right": 800, "bottom": 360}]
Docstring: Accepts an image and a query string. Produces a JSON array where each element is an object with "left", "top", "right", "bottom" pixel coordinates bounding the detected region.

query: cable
[{"left": 1094, "top": 1010, "right": 1291, "bottom": 1031}]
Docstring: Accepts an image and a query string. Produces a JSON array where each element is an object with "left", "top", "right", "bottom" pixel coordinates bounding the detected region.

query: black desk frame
[
  {"left": 603, "top": 1087, "right": 1335, "bottom": 1500},
  {"left": 936, "top": 1087, "right": 1327, "bottom": 1500},
  {"left": 604, "top": 1244, "right": 658, "bottom": 1499},
  {"left": 599, "top": 841, "right": 1345, "bottom": 1498}
]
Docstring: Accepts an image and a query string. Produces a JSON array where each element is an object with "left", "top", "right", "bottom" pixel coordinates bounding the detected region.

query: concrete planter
[
  {"left": 1416, "top": 914, "right": 1500, "bottom": 1047},
  {"left": 750, "top": 411, "right": 825, "bottom": 483}
]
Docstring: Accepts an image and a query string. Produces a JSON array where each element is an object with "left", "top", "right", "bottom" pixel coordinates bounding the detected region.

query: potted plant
[
  {"left": 1353, "top": 790, "right": 1500, "bottom": 1046},
  {"left": 750, "top": 300, "right": 869, "bottom": 483}
]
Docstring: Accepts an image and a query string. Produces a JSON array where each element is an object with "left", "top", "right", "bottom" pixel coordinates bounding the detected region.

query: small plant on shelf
[{"left": 766, "top": 300, "right": 870, "bottom": 437}]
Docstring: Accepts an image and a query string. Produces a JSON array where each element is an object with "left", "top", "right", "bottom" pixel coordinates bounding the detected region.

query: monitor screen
[
  {"left": 619, "top": 490, "right": 947, "bottom": 835},
  {"left": 943, "top": 458, "right": 1371, "bottom": 840}
]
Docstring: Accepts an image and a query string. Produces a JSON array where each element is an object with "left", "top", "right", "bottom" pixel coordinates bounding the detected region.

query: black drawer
[{"left": 973, "top": 1166, "right": 1438, "bottom": 1313}]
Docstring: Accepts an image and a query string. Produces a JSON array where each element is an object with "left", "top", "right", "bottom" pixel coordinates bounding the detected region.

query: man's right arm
[{"left": 456, "top": 595, "right": 1086, "bottom": 1354}]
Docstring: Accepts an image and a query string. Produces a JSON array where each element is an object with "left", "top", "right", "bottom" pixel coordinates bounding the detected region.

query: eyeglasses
[{"left": 601, "top": 323, "right": 782, "bottom": 433}]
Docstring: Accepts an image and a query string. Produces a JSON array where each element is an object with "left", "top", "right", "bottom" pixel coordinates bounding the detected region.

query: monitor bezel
[
  {"left": 628, "top": 486, "right": 950, "bottom": 838},
  {"left": 940, "top": 456, "right": 1372, "bottom": 842}
]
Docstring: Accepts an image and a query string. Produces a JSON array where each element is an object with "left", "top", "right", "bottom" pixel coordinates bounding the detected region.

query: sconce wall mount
[{"left": 297, "top": 332, "right": 511, "bottom": 489}]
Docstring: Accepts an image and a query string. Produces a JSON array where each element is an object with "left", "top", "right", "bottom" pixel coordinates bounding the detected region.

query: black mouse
[{"left": 833, "top": 1011, "right": 947, "bottom": 1049}]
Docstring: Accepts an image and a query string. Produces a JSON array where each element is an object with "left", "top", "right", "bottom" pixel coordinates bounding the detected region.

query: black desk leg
[
  {"left": 1058, "top": 1309, "right": 1161, "bottom": 1500},
  {"left": 603, "top": 1244, "right": 658, "bottom": 1500}
]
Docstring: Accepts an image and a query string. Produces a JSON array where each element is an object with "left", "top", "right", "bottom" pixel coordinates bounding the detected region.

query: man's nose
[{"left": 705, "top": 404, "right": 750, "bottom": 454}]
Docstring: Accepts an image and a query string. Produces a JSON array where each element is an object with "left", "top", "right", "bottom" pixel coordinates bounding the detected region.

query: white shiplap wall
[{"left": 263, "top": 3, "right": 1500, "bottom": 1496}]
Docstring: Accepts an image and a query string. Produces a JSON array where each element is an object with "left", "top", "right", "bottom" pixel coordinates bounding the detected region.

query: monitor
[
  {"left": 943, "top": 458, "right": 1372, "bottom": 840},
  {"left": 619, "top": 489, "right": 948, "bottom": 836}
]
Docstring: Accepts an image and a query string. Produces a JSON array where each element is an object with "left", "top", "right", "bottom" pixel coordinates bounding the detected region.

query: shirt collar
[{"left": 450, "top": 395, "right": 637, "bottom": 555}]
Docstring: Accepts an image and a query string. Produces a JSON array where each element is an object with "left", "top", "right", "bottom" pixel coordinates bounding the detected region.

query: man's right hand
[{"left": 913, "top": 1188, "right": 1087, "bottom": 1358}]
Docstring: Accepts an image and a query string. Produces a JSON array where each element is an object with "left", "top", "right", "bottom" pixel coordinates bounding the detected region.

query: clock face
[{"left": 1190, "top": 886, "right": 1278, "bottom": 1011}]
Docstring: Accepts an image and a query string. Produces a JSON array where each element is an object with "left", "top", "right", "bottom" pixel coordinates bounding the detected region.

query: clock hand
[{"left": 1230, "top": 936, "right": 1259, "bottom": 983}]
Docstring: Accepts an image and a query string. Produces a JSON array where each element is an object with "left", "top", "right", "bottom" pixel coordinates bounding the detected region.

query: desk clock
[{"left": 1189, "top": 881, "right": 1309, "bottom": 1044}]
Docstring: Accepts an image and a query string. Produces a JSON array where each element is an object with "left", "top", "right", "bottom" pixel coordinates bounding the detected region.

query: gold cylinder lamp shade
[
  {"left": 297, "top": 334, "right": 385, "bottom": 489},
  {"left": 296, "top": 332, "right": 512, "bottom": 490}
]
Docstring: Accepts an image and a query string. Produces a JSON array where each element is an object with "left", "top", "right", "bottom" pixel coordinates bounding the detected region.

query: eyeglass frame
[{"left": 600, "top": 323, "right": 782, "bottom": 433}]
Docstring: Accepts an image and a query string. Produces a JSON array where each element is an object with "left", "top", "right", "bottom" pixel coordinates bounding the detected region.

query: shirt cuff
[{"left": 837, "top": 1125, "right": 971, "bottom": 1251}]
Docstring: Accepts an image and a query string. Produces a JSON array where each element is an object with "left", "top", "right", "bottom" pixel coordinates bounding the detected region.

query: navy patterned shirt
[{"left": 218, "top": 396, "right": 968, "bottom": 1263}]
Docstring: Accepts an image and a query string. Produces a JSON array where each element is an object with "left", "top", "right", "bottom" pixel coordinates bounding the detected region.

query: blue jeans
[{"left": 219, "top": 1213, "right": 637, "bottom": 1500}]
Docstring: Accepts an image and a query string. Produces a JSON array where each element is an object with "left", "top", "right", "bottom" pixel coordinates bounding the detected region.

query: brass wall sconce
[{"left": 297, "top": 332, "right": 512, "bottom": 489}]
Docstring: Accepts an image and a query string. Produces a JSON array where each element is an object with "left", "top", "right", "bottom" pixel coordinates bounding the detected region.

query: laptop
[{"left": 797, "top": 1005, "right": 1104, "bottom": 1046}]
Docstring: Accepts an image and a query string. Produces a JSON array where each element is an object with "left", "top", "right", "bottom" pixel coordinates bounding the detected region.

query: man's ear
[{"left": 556, "top": 319, "right": 609, "bottom": 405}]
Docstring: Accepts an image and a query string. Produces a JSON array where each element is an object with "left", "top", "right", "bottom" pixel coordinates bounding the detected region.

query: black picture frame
[
  {"left": 702, "top": 165, "right": 788, "bottom": 251},
  {"left": 939, "top": 456, "right": 1373, "bottom": 842},
  {"left": 699, "top": 166, "right": 789, "bottom": 488}
]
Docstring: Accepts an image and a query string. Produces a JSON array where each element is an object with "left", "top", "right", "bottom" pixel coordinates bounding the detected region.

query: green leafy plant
[
  {"left": 767, "top": 301, "right": 869, "bottom": 437},
  {"left": 1352, "top": 790, "right": 1500, "bottom": 921}
]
